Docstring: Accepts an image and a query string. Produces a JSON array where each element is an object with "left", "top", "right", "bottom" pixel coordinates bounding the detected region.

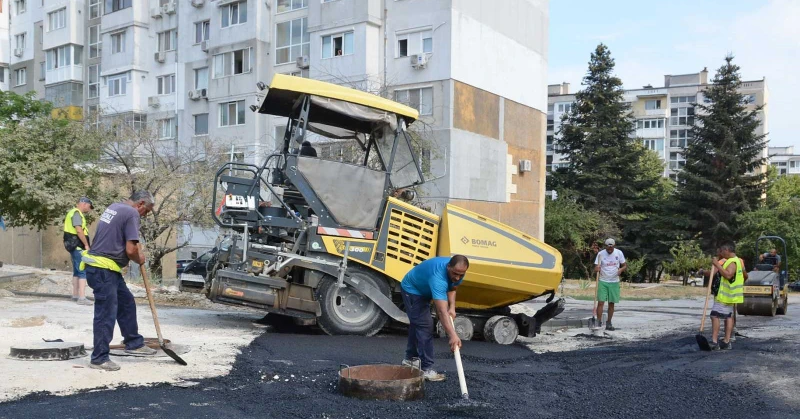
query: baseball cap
[
  {"left": 605, "top": 238, "right": 615, "bottom": 246},
  {"left": 79, "top": 197, "right": 94, "bottom": 209}
]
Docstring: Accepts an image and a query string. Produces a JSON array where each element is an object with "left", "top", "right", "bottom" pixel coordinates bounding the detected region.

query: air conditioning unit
[
  {"left": 151, "top": 7, "right": 162, "bottom": 18},
  {"left": 198, "top": 88, "right": 208, "bottom": 99},
  {"left": 148, "top": 96, "right": 160, "bottom": 107},
  {"left": 519, "top": 159, "right": 532, "bottom": 173},
  {"left": 191, "top": 0, "right": 205, "bottom": 7},
  {"left": 13, "top": 48, "right": 23, "bottom": 57},
  {"left": 188, "top": 89, "right": 208, "bottom": 100},
  {"left": 188, "top": 90, "right": 198, "bottom": 100},
  {"left": 162, "top": 2, "right": 176, "bottom": 14},
  {"left": 154, "top": 51, "right": 166, "bottom": 63},
  {"left": 200, "top": 40, "right": 209, "bottom": 52},
  {"left": 296, "top": 55, "right": 310, "bottom": 69},
  {"left": 410, "top": 53, "right": 429, "bottom": 69}
]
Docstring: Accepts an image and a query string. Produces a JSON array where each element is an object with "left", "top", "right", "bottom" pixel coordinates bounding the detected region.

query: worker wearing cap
[
  {"left": 593, "top": 238, "right": 626, "bottom": 331},
  {"left": 82, "top": 191, "right": 157, "bottom": 371},
  {"left": 63, "top": 197, "right": 94, "bottom": 306},
  {"left": 400, "top": 255, "right": 468, "bottom": 382}
]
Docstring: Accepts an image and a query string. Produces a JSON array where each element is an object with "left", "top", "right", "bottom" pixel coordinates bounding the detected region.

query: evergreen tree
[
  {"left": 675, "top": 55, "right": 767, "bottom": 252},
  {"left": 552, "top": 44, "right": 659, "bottom": 220}
]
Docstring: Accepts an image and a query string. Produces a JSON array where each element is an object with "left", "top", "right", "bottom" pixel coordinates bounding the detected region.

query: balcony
[
  {"left": 46, "top": 65, "right": 83, "bottom": 86},
  {"left": 644, "top": 108, "right": 667, "bottom": 117}
]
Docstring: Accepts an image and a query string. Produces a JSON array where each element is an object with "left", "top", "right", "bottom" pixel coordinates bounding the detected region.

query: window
[
  {"left": 157, "top": 30, "right": 177, "bottom": 52},
  {"left": 275, "top": 18, "right": 309, "bottom": 64},
  {"left": 15, "top": 33, "right": 26, "bottom": 50},
  {"left": 157, "top": 74, "right": 176, "bottom": 95},
  {"left": 547, "top": 117, "right": 554, "bottom": 131},
  {"left": 88, "top": 65, "right": 100, "bottom": 98},
  {"left": 89, "top": 25, "right": 101, "bottom": 58},
  {"left": 48, "top": 8, "right": 66, "bottom": 31},
  {"left": 213, "top": 48, "right": 251, "bottom": 78},
  {"left": 221, "top": 0, "right": 247, "bottom": 28},
  {"left": 46, "top": 45, "right": 81, "bottom": 70},
  {"left": 15, "top": 0, "right": 26, "bottom": 15},
  {"left": 219, "top": 100, "right": 246, "bottom": 127},
  {"left": 159, "top": 118, "right": 176, "bottom": 139},
  {"left": 642, "top": 139, "right": 663, "bottom": 152},
  {"left": 636, "top": 119, "right": 664, "bottom": 129},
  {"left": 276, "top": 0, "right": 306, "bottom": 13},
  {"left": 104, "top": 0, "right": 131, "bottom": 14},
  {"left": 111, "top": 32, "right": 125, "bottom": 54},
  {"left": 397, "top": 39, "right": 407, "bottom": 57},
  {"left": 645, "top": 99, "right": 661, "bottom": 110},
  {"left": 394, "top": 87, "right": 433, "bottom": 115},
  {"left": 195, "top": 20, "right": 210, "bottom": 44},
  {"left": 87, "top": 105, "right": 100, "bottom": 129},
  {"left": 38, "top": 62, "right": 45, "bottom": 79},
  {"left": 107, "top": 72, "right": 127, "bottom": 96},
  {"left": 0, "top": 68, "right": 5, "bottom": 84},
  {"left": 322, "top": 32, "right": 353, "bottom": 58},
  {"left": 741, "top": 94, "right": 756, "bottom": 105},
  {"left": 669, "top": 129, "right": 691, "bottom": 148},
  {"left": 670, "top": 107, "right": 695, "bottom": 126},
  {"left": 669, "top": 152, "right": 685, "bottom": 170},
  {"left": 194, "top": 114, "right": 209, "bottom": 135},
  {"left": 422, "top": 37, "right": 433, "bottom": 53},
  {"left": 15, "top": 68, "right": 26, "bottom": 86},
  {"left": 90, "top": 0, "right": 102, "bottom": 18},
  {"left": 194, "top": 67, "right": 208, "bottom": 90},
  {"left": 557, "top": 103, "right": 573, "bottom": 113},
  {"left": 670, "top": 95, "right": 694, "bottom": 104},
  {"left": 546, "top": 135, "right": 554, "bottom": 152},
  {"left": 791, "top": 161, "right": 798, "bottom": 169}
]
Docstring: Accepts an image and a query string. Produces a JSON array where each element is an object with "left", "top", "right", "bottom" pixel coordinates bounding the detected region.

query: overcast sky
[{"left": 548, "top": 0, "right": 799, "bottom": 148}]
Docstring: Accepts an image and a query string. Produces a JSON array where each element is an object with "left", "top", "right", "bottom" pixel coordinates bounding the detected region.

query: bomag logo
[
  {"left": 462, "top": 237, "right": 497, "bottom": 248},
  {"left": 333, "top": 240, "right": 371, "bottom": 254}
]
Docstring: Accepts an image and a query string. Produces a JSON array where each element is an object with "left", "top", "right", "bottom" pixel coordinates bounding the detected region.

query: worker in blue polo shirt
[{"left": 400, "top": 255, "right": 468, "bottom": 382}]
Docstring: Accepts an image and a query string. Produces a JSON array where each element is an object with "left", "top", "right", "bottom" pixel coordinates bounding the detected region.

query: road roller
[{"left": 737, "top": 236, "right": 789, "bottom": 317}]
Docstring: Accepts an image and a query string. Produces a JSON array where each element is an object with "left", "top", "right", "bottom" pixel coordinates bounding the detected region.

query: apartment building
[
  {"left": 547, "top": 69, "right": 770, "bottom": 181},
  {"left": 0, "top": 0, "right": 8, "bottom": 91},
  {"left": 1, "top": 0, "right": 549, "bottom": 263},
  {"left": 768, "top": 146, "right": 800, "bottom": 176}
]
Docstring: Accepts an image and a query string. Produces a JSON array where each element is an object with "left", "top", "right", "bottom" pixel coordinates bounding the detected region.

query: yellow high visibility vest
[
  {"left": 80, "top": 251, "right": 122, "bottom": 273},
  {"left": 63, "top": 208, "right": 88, "bottom": 236},
  {"left": 717, "top": 258, "right": 744, "bottom": 304}
]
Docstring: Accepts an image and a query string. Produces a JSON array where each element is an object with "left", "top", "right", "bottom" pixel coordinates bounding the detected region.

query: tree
[
  {"left": 738, "top": 174, "right": 800, "bottom": 279},
  {"left": 552, "top": 44, "right": 661, "bottom": 221},
  {"left": 96, "top": 117, "right": 227, "bottom": 278},
  {"left": 0, "top": 91, "right": 105, "bottom": 229},
  {"left": 662, "top": 239, "right": 707, "bottom": 286},
  {"left": 674, "top": 55, "right": 768, "bottom": 252},
  {"left": 544, "top": 192, "right": 618, "bottom": 279}
]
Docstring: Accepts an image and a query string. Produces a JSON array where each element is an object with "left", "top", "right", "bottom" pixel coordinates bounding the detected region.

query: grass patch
[{"left": 561, "top": 279, "right": 706, "bottom": 301}]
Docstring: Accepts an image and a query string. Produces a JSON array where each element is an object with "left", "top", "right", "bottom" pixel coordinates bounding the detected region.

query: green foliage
[
  {"left": 662, "top": 240, "right": 708, "bottom": 285},
  {"left": 0, "top": 92, "right": 104, "bottom": 229},
  {"left": 737, "top": 174, "right": 800, "bottom": 279},
  {"left": 552, "top": 44, "right": 662, "bottom": 220},
  {"left": 545, "top": 192, "right": 618, "bottom": 279},
  {"left": 675, "top": 55, "right": 768, "bottom": 252},
  {"left": 624, "top": 257, "right": 646, "bottom": 282}
]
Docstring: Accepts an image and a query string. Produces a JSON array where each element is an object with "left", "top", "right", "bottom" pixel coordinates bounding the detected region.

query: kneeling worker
[
  {"left": 82, "top": 191, "right": 157, "bottom": 371},
  {"left": 400, "top": 255, "right": 468, "bottom": 381}
]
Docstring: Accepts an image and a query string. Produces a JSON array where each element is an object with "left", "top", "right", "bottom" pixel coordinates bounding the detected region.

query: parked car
[{"left": 177, "top": 249, "right": 216, "bottom": 278}]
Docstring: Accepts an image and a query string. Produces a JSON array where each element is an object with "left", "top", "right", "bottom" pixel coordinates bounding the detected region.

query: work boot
[
  {"left": 709, "top": 341, "right": 720, "bottom": 351},
  {"left": 125, "top": 345, "right": 158, "bottom": 356},
  {"left": 605, "top": 322, "right": 615, "bottom": 331},
  {"left": 89, "top": 360, "right": 121, "bottom": 371},
  {"left": 401, "top": 358, "right": 420, "bottom": 369},
  {"left": 720, "top": 340, "right": 732, "bottom": 350},
  {"left": 423, "top": 369, "right": 446, "bottom": 382},
  {"left": 76, "top": 298, "right": 93, "bottom": 306}
]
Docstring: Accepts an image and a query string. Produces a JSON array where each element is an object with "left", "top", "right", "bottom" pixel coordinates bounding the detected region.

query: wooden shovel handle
[
  {"left": 137, "top": 245, "right": 166, "bottom": 346},
  {"left": 699, "top": 266, "right": 716, "bottom": 332}
]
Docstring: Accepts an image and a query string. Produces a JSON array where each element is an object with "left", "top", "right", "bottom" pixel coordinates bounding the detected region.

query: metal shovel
[{"left": 696, "top": 266, "right": 716, "bottom": 351}]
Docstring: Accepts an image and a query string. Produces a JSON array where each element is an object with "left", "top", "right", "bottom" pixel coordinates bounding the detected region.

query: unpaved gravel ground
[{"left": 1, "top": 305, "right": 799, "bottom": 419}]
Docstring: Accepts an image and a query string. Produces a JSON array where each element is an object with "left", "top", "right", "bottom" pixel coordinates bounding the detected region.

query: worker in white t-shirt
[{"left": 593, "top": 238, "right": 627, "bottom": 331}]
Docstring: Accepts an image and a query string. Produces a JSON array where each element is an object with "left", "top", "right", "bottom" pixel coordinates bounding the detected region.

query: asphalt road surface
[{"left": 1, "top": 311, "right": 799, "bottom": 419}]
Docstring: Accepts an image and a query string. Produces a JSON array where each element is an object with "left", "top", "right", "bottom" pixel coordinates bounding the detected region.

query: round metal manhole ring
[
  {"left": 9, "top": 342, "right": 87, "bottom": 361},
  {"left": 339, "top": 364, "right": 425, "bottom": 401}
]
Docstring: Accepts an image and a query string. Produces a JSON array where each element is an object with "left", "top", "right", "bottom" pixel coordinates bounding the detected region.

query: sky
[{"left": 548, "top": 0, "right": 799, "bottom": 148}]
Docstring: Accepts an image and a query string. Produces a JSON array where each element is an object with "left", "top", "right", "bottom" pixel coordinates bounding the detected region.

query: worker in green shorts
[{"left": 594, "top": 238, "right": 627, "bottom": 331}]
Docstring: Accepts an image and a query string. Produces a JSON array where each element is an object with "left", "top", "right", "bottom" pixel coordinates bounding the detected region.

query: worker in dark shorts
[
  {"left": 63, "top": 197, "right": 94, "bottom": 305},
  {"left": 400, "top": 255, "right": 468, "bottom": 381},
  {"left": 81, "top": 191, "right": 157, "bottom": 371}
]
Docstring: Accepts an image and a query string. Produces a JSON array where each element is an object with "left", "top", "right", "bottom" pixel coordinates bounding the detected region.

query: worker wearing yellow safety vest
[
  {"left": 63, "top": 197, "right": 94, "bottom": 306},
  {"left": 82, "top": 191, "right": 156, "bottom": 372},
  {"left": 710, "top": 242, "right": 744, "bottom": 351}
]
